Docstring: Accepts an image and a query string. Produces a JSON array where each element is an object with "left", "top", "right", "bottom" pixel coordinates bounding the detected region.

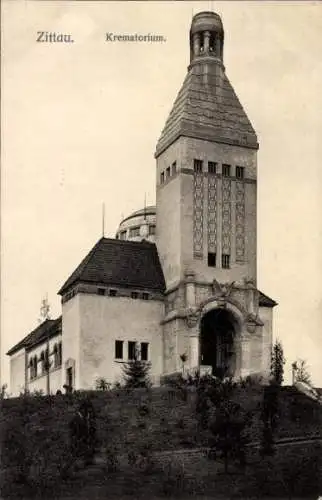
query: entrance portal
[{"left": 200, "top": 308, "right": 236, "bottom": 378}]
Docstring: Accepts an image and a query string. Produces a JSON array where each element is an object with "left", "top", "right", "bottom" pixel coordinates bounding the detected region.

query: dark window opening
[
  {"left": 98, "top": 288, "right": 105, "bottom": 296},
  {"left": 109, "top": 289, "right": 117, "bottom": 297},
  {"left": 208, "top": 252, "right": 217, "bottom": 267},
  {"left": 222, "top": 254, "right": 230, "bottom": 269},
  {"left": 141, "top": 342, "right": 149, "bottom": 361},
  {"left": 160, "top": 172, "right": 165, "bottom": 184},
  {"left": 131, "top": 291, "right": 139, "bottom": 299},
  {"left": 115, "top": 340, "right": 123, "bottom": 359},
  {"left": 149, "top": 225, "right": 156, "bottom": 235},
  {"left": 142, "top": 292, "right": 149, "bottom": 300},
  {"left": 172, "top": 161, "right": 177, "bottom": 175},
  {"left": 40, "top": 351, "right": 46, "bottom": 374},
  {"left": 129, "top": 227, "right": 140, "bottom": 237},
  {"left": 166, "top": 166, "right": 171, "bottom": 178},
  {"left": 53, "top": 344, "right": 59, "bottom": 367},
  {"left": 208, "top": 161, "right": 217, "bottom": 174},
  {"left": 30, "top": 356, "right": 38, "bottom": 379},
  {"left": 194, "top": 159, "right": 203, "bottom": 173},
  {"left": 120, "top": 230, "right": 127, "bottom": 240},
  {"left": 222, "top": 164, "right": 231, "bottom": 177},
  {"left": 236, "top": 166, "right": 245, "bottom": 179},
  {"left": 58, "top": 342, "right": 62, "bottom": 366},
  {"left": 209, "top": 34, "right": 215, "bottom": 53},
  {"left": 128, "top": 341, "right": 137, "bottom": 360}
]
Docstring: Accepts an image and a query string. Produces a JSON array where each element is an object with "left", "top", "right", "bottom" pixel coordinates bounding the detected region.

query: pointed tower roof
[{"left": 155, "top": 11, "right": 258, "bottom": 157}]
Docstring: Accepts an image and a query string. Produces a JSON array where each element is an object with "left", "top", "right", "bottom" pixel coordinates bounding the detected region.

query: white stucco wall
[
  {"left": 78, "top": 293, "right": 164, "bottom": 389},
  {"left": 10, "top": 348, "right": 26, "bottom": 396},
  {"left": 62, "top": 295, "right": 81, "bottom": 389},
  {"left": 259, "top": 306, "right": 274, "bottom": 378}
]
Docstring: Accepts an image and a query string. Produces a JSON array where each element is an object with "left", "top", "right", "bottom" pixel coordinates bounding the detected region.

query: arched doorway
[{"left": 200, "top": 308, "right": 237, "bottom": 379}]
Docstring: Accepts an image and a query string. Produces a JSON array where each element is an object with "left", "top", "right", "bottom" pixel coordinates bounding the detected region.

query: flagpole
[{"left": 102, "top": 203, "right": 105, "bottom": 237}]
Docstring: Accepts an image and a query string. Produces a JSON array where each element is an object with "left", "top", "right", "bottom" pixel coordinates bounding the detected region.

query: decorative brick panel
[
  {"left": 207, "top": 174, "right": 217, "bottom": 253},
  {"left": 193, "top": 172, "right": 204, "bottom": 258},
  {"left": 235, "top": 181, "right": 245, "bottom": 262},
  {"left": 222, "top": 178, "right": 232, "bottom": 254}
]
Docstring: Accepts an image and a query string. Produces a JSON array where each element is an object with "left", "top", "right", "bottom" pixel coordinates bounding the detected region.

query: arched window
[
  {"left": 29, "top": 357, "right": 34, "bottom": 379},
  {"left": 40, "top": 351, "right": 45, "bottom": 374},
  {"left": 53, "top": 344, "right": 58, "bottom": 368},
  {"left": 209, "top": 34, "right": 215, "bottom": 53},
  {"left": 58, "top": 342, "right": 62, "bottom": 367},
  {"left": 34, "top": 355, "right": 38, "bottom": 378}
]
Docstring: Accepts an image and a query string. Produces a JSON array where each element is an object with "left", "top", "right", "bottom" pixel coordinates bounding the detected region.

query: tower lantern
[{"left": 189, "top": 11, "right": 224, "bottom": 64}]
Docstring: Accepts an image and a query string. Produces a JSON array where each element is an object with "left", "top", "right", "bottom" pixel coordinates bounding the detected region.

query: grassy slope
[{"left": 1, "top": 385, "right": 321, "bottom": 498}]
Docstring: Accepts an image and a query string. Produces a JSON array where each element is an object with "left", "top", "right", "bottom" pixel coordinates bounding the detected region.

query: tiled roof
[
  {"left": 155, "top": 64, "right": 258, "bottom": 157},
  {"left": 6, "top": 317, "right": 62, "bottom": 356},
  {"left": 58, "top": 237, "right": 166, "bottom": 295},
  {"left": 258, "top": 291, "right": 277, "bottom": 308}
]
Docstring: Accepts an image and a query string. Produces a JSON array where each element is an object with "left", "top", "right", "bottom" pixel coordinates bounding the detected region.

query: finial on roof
[{"left": 39, "top": 294, "right": 51, "bottom": 324}]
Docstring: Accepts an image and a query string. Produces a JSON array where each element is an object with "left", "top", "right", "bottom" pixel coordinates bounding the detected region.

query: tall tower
[{"left": 155, "top": 12, "right": 276, "bottom": 380}]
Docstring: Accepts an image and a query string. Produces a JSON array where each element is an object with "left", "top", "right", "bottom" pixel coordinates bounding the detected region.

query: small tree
[
  {"left": 270, "top": 340, "right": 285, "bottom": 386},
  {"left": 262, "top": 339, "right": 285, "bottom": 457},
  {"left": 122, "top": 347, "right": 151, "bottom": 389},
  {"left": 292, "top": 359, "right": 312, "bottom": 385}
]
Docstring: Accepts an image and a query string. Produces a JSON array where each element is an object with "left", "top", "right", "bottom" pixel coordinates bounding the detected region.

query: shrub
[{"left": 95, "top": 377, "right": 111, "bottom": 391}]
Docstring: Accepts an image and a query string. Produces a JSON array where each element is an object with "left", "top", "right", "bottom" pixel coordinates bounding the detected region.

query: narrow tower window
[
  {"left": 194, "top": 159, "right": 203, "bottom": 173},
  {"left": 166, "top": 166, "right": 171, "bottom": 178},
  {"left": 236, "top": 166, "right": 245, "bottom": 179},
  {"left": 172, "top": 161, "right": 177, "bottom": 175},
  {"left": 222, "top": 254, "right": 230, "bottom": 269},
  {"left": 160, "top": 172, "right": 165, "bottom": 184},
  {"left": 222, "top": 164, "right": 231, "bottom": 177},
  {"left": 208, "top": 252, "right": 217, "bottom": 267},
  {"left": 208, "top": 162, "right": 217, "bottom": 174}
]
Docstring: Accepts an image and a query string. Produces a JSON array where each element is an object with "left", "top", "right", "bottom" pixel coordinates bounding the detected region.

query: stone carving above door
[
  {"left": 212, "top": 279, "right": 236, "bottom": 300},
  {"left": 186, "top": 306, "right": 201, "bottom": 328}
]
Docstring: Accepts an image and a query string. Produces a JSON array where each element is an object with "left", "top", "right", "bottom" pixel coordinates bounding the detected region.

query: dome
[
  {"left": 120, "top": 206, "right": 156, "bottom": 225},
  {"left": 190, "top": 11, "right": 224, "bottom": 36},
  {"left": 116, "top": 206, "right": 156, "bottom": 243}
]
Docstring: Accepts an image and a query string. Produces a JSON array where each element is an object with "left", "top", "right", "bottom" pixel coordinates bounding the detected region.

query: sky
[{"left": 1, "top": 0, "right": 322, "bottom": 388}]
